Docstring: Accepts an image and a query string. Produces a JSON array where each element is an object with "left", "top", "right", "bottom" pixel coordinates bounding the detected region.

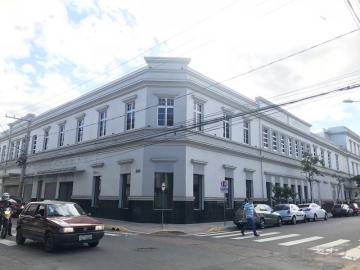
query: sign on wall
[{"left": 220, "top": 180, "right": 228, "bottom": 194}]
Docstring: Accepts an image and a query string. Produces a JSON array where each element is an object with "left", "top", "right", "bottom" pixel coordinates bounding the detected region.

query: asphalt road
[{"left": 0, "top": 216, "right": 359, "bottom": 270}]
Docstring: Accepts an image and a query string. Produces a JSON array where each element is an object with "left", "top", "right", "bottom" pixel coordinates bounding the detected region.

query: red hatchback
[{"left": 16, "top": 201, "right": 104, "bottom": 252}]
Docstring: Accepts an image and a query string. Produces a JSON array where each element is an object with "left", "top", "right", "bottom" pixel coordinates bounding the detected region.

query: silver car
[{"left": 274, "top": 204, "right": 306, "bottom": 225}]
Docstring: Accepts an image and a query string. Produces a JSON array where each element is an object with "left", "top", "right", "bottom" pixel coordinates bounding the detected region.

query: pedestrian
[{"left": 241, "top": 198, "right": 259, "bottom": 237}]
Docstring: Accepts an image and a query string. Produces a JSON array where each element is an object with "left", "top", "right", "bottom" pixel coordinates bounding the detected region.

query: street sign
[
  {"left": 161, "top": 182, "right": 166, "bottom": 192},
  {"left": 220, "top": 180, "right": 228, "bottom": 193}
]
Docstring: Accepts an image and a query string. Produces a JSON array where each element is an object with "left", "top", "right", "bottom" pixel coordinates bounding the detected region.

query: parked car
[
  {"left": 298, "top": 203, "right": 328, "bottom": 222},
  {"left": 349, "top": 203, "right": 360, "bottom": 216},
  {"left": 16, "top": 201, "right": 104, "bottom": 252},
  {"left": 0, "top": 196, "right": 25, "bottom": 217},
  {"left": 273, "top": 204, "right": 306, "bottom": 225},
  {"left": 234, "top": 203, "right": 282, "bottom": 229},
  {"left": 331, "top": 204, "right": 354, "bottom": 217}
]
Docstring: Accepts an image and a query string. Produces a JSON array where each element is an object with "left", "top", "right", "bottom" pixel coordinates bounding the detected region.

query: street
[{"left": 0, "top": 217, "right": 359, "bottom": 270}]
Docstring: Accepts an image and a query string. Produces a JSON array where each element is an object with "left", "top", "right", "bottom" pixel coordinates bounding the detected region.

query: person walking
[{"left": 241, "top": 198, "right": 259, "bottom": 237}]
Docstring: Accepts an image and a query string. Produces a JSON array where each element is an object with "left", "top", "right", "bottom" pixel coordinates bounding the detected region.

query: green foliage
[
  {"left": 272, "top": 185, "right": 297, "bottom": 204},
  {"left": 301, "top": 152, "right": 324, "bottom": 202}
]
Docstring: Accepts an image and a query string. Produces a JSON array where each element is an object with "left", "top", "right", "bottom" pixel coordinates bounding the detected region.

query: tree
[
  {"left": 272, "top": 185, "right": 297, "bottom": 204},
  {"left": 350, "top": 175, "right": 360, "bottom": 187},
  {"left": 331, "top": 174, "right": 349, "bottom": 203},
  {"left": 301, "top": 152, "right": 324, "bottom": 203}
]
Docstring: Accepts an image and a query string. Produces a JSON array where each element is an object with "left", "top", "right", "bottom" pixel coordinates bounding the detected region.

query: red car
[
  {"left": 349, "top": 203, "right": 360, "bottom": 216},
  {"left": 0, "top": 197, "right": 25, "bottom": 217}
]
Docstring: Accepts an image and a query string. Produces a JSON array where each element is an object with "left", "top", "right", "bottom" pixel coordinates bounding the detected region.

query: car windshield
[
  {"left": 298, "top": 204, "right": 310, "bottom": 208},
  {"left": 274, "top": 205, "right": 289, "bottom": 210},
  {"left": 47, "top": 203, "right": 86, "bottom": 217}
]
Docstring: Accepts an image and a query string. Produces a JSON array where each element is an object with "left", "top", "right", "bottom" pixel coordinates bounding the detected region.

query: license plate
[{"left": 79, "top": 234, "right": 92, "bottom": 241}]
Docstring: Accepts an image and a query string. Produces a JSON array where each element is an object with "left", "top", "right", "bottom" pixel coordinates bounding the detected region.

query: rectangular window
[
  {"left": 320, "top": 149, "right": 325, "bottom": 166},
  {"left": 291, "top": 185, "right": 296, "bottom": 202},
  {"left": 354, "top": 142, "right": 357, "bottom": 154},
  {"left": 9, "top": 142, "right": 14, "bottom": 159},
  {"left": 1, "top": 145, "right": 6, "bottom": 162},
  {"left": 193, "top": 101, "right": 203, "bottom": 131},
  {"left": 121, "top": 174, "right": 131, "bottom": 208},
  {"left": 300, "top": 142, "right": 305, "bottom": 158},
  {"left": 58, "top": 125, "right": 65, "bottom": 147},
  {"left": 266, "top": 182, "right": 271, "bottom": 201},
  {"left": 297, "top": 185, "right": 302, "bottom": 203},
  {"left": 349, "top": 140, "right": 353, "bottom": 152},
  {"left": 304, "top": 186, "right": 308, "bottom": 202},
  {"left": 99, "top": 110, "right": 107, "bottom": 137},
  {"left": 223, "top": 114, "right": 231, "bottom": 139},
  {"left": 335, "top": 154, "right": 339, "bottom": 171},
  {"left": 37, "top": 180, "right": 43, "bottom": 200},
  {"left": 327, "top": 151, "right": 332, "bottom": 169},
  {"left": 76, "top": 118, "right": 84, "bottom": 143},
  {"left": 246, "top": 179, "right": 253, "bottom": 199},
  {"left": 263, "top": 127, "right": 269, "bottom": 148},
  {"left": 92, "top": 176, "right": 101, "bottom": 207},
  {"left": 288, "top": 138, "right": 293, "bottom": 156},
  {"left": 313, "top": 145, "right": 318, "bottom": 157},
  {"left": 280, "top": 135, "right": 286, "bottom": 154},
  {"left": 295, "top": 140, "right": 299, "bottom": 158},
  {"left": 154, "top": 173, "right": 173, "bottom": 209},
  {"left": 243, "top": 121, "right": 249, "bottom": 144},
  {"left": 352, "top": 162, "right": 356, "bottom": 175},
  {"left": 272, "top": 131, "right": 278, "bottom": 151},
  {"left": 126, "top": 101, "right": 135, "bottom": 130},
  {"left": 193, "top": 174, "right": 203, "bottom": 210},
  {"left": 225, "top": 177, "right": 233, "bottom": 209},
  {"left": 43, "top": 130, "right": 49, "bottom": 150},
  {"left": 14, "top": 140, "right": 20, "bottom": 159},
  {"left": 31, "top": 135, "right": 37, "bottom": 154},
  {"left": 158, "top": 98, "right": 174, "bottom": 127},
  {"left": 306, "top": 144, "right": 311, "bottom": 154}
]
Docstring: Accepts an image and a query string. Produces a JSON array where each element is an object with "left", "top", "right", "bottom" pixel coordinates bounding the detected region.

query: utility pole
[{"left": 5, "top": 115, "right": 32, "bottom": 200}]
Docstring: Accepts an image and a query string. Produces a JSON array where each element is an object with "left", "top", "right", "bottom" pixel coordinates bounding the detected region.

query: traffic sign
[
  {"left": 220, "top": 180, "right": 228, "bottom": 193},
  {"left": 161, "top": 182, "right": 166, "bottom": 192}
]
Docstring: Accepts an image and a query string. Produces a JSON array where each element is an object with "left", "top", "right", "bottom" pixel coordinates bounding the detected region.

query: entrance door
[
  {"left": 93, "top": 176, "right": 101, "bottom": 207},
  {"left": 58, "top": 182, "right": 73, "bottom": 201}
]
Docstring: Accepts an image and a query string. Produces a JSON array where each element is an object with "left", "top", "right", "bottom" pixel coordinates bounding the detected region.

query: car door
[
  {"left": 293, "top": 205, "right": 304, "bottom": 220},
  {"left": 21, "top": 204, "right": 39, "bottom": 240},
  {"left": 31, "top": 204, "right": 48, "bottom": 242},
  {"left": 263, "top": 205, "right": 276, "bottom": 225}
]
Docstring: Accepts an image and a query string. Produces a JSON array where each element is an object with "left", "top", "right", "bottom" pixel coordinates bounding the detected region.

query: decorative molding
[
  {"left": 151, "top": 158, "right": 177, "bottom": 163},
  {"left": 91, "top": 162, "right": 104, "bottom": 168},
  {"left": 75, "top": 113, "right": 86, "bottom": 120},
  {"left": 96, "top": 104, "right": 109, "bottom": 112},
  {"left": 36, "top": 167, "right": 83, "bottom": 176},
  {"left": 244, "top": 168, "right": 255, "bottom": 173},
  {"left": 154, "top": 93, "right": 178, "bottom": 99},
  {"left": 221, "top": 106, "right": 234, "bottom": 115},
  {"left": 57, "top": 120, "right": 66, "bottom": 126},
  {"left": 190, "top": 159, "right": 208, "bottom": 166},
  {"left": 43, "top": 126, "right": 51, "bottom": 131},
  {"left": 223, "top": 164, "right": 236, "bottom": 170},
  {"left": 117, "top": 159, "right": 134, "bottom": 165},
  {"left": 122, "top": 94, "right": 137, "bottom": 103},
  {"left": 192, "top": 95, "right": 207, "bottom": 104}
]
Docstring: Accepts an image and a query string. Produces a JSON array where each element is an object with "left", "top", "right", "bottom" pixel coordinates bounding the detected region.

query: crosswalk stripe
[
  {"left": 213, "top": 231, "right": 255, "bottom": 239},
  {"left": 341, "top": 245, "right": 360, "bottom": 261},
  {"left": 254, "top": 234, "right": 300, "bottom": 243},
  {"left": 309, "top": 239, "right": 350, "bottom": 255},
  {"left": 231, "top": 232, "right": 280, "bottom": 240},
  {"left": 0, "top": 239, "right": 16, "bottom": 246},
  {"left": 279, "top": 236, "right": 324, "bottom": 246},
  {"left": 195, "top": 231, "right": 244, "bottom": 237}
]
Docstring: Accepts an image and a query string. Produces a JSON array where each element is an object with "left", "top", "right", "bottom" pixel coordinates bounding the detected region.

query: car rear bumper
[{"left": 53, "top": 231, "right": 104, "bottom": 245}]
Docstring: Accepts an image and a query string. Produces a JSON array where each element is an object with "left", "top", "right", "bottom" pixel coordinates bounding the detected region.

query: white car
[
  {"left": 298, "top": 203, "right": 328, "bottom": 222},
  {"left": 273, "top": 204, "right": 306, "bottom": 225}
]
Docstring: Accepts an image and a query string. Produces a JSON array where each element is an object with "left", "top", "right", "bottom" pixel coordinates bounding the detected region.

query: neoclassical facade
[{"left": 0, "top": 57, "right": 359, "bottom": 223}]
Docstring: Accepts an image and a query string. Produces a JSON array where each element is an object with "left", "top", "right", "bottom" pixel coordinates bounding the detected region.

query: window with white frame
[
  {"left": 263, "top": 127, "right": 269, "bottom": 148},
  {"left": 126, "top": 101, "right": 135, "bottom": 130},
  {"left": 313, "top": 145, "right": 318, "bottom": 157},
  {"left": 327, "top": 151, "right": 332, "bottom": 168},
  {"left": 295, "top": 140, "right": 299, "bottom": 158},
  {"left": 223, "top": 114, "right": 231, "bottom": 139},
  {"left": 335, "top": 154, "right": 339, "bottom": 171},
  {"left": 15, "top": 140, "right": 20, "bottom": 159},
  {"left": 300, "top": 142, "right": 305, "bottom": 158},
  {"left": 58, "top": 125, "right": 65, "bottom": 147},
  {"left": 280, "top": 135, "right": 286, "bottom": 154},
  {"left": 272, "top": 131, "right": 278, "bottom": 151},
  {"left": 243, "top": 120, "right": 249, "bottom": 144},
  {"left": 320, "top": 149, "right": 325, "bottom": 166},
  {"left": 193, "top": 101, "right": 203, "bottom": 131},
  {"left": 31, "top": 135, "right": 37, "bottom": 154},
  {"left": 76, "top": 118, "right": 84, "bottom": 143},
  {"left": 306, "top": 144, "right": 311, "bottom": 154},
  {"left": 158, "top": 98, "right": 174, "bottom": 127},
  {"left": 288, "top": 137, "right": 293, "bottom": 156},
  {"left": 9, "top": 142, "right": 14, "bottom": 159},
  {"left": 99, "top": 110, "right": 107, "bottom": 137},
  {"left": 349, "top": 139, "right": 353, "bottom": 152},
  {"left": 354, "top": 142, "right": 357, "bottom": 155},
  {"left": 43, "top": 130, "right": 49, "bottom": 150},
  {"left": 0, "top": 145, "right": 5, "bottom": 162}
]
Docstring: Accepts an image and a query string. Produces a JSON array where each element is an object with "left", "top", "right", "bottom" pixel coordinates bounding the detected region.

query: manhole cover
[{"left": 135, "top": 247, "right": 158, "bottom": 252}]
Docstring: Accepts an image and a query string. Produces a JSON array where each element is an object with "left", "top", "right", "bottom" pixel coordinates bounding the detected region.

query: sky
[{"left": 0, "top": 0, "right": 360, "bottom": 134}]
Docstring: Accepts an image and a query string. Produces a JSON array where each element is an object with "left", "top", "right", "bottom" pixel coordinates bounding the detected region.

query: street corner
[
  {"left": 105, "top": 224, "right": 132, "bottom": 233},
  {"left": 149, "top": 230, "right": 186, "bottom": 236}
]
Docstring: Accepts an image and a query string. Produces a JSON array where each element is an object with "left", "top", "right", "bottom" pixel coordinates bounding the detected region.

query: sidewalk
[{"left": 96, "top": 218, "right": 237, "bottom": 235}]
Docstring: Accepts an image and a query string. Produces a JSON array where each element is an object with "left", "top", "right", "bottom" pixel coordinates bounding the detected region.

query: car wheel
[
  {"left": 259, "top": 218, "right": 265, "bottom": 229},
  {"left": 291, "top": 216, "right": 296, "bottom": 225},
  {"left": 277, "top": 217, "right": 282, "bottom": 227},
  {"left": 313, "top": 214, "right": 317, "bottom": 222},
  {"left": 16, "top": 228, "right": 26, "bottom": 245},
  {"left": 324, "top": 213, "right": 328, "bottom": 221},
  {"left": 88, "top": 241, "right": 99, "bottom": 248},
  {"left": 44, "top": 233, "right": 56, "bottom": 252}
]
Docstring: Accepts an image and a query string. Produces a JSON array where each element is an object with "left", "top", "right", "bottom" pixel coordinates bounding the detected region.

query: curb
[
  {"left": 207, "top": 226, "right": 225, "bottom": 233},
  {"left": 105, "top": 224, "right": 133, "bottom": 233},
  {"left": 149, "top": 230, "right": 186, "bottom": 236}
]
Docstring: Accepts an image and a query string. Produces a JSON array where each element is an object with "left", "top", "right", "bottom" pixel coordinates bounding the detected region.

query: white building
[{"left": 0, "top": 57, "right": 359, "bottom": 223}]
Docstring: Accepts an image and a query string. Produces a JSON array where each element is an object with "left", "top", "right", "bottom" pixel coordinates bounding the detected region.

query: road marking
[
  {"left": 0, "top": 239, "right": 16, "bottom": 246},
  {"left": 254, "top": 234, "right": 300, "bottom": 243},
  {"left": 213, "top": 231, "right": 256, "bottom": 238},
  {"left": 231, "top": 232, "right": 280, "bottom": 240},
  {"left": 309, "top": 239, "right": 350, "bottom": 255},
  {"left": 341, "top": 245, "right": 360, "bottom": 261},
  {"left": 195, "top": 231, "right": 244, "bottom": 237},
  {"left": 279, "top": 236, "right": 324, "bottom": 246}
]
